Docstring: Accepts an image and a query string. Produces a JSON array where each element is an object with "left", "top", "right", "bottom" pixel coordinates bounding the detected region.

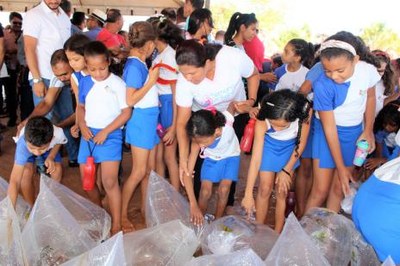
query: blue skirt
[
  {"left": 260, "top": 135, "right": 300, "bottom": 172},
  {"left": 125, "top": 107, "right": 160, "bottom": 150},
  {"left": 352, "top": 175, "right": 400, "bottom": 263},
  {"left": 201, "top": 156, "right": 240, "bottom": 183},
  {"left": 159, "top": 94, "right": 173, "bottom": 129},
  {"left": 302, "top": 116, "right": 314, "bottom": 159},
  {"left": 312, "top": 118, "right": 362, "bottom": 168},
  {"left": 78, "top": 128, "right": 122, "bottom": 164}
]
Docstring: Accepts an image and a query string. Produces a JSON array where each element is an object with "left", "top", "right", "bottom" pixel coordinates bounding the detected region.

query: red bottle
[
  {"left": 240, "top": 118, "right": 256, "bottom": 152},
  {"left": 83, "top": 156, "right": 96, "bottom": 191}
]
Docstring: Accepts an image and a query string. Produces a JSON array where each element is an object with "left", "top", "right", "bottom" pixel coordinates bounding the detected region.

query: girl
[
  {"left": 224, "top": 12, "right": 258, "bottom": 50},
  {"left": 306, "top": 31, "right": 381, "bottom": 213},
  {"left": 272, "top": 38, "right": 315, "bottom": 92},
  {"left": 242, "top": 89, "right": 312, "bottom": 232},
  {"left": 152, "top": 17, "right": 184, "bottom": 191},
  {"left": 77, "top": 41, "right": 131, "bottom": 235},
  {"left": 184, "top": 108, "right": 240, "bottom": 225},
  {"left": 372, "top": 50, "right": 397, "bottom": 115},
  {"left": 186, "top": 8, "right": 213, "bottom": 42},
  {"left": 121, "top": 21, "right": 159, "bottom": 232}
]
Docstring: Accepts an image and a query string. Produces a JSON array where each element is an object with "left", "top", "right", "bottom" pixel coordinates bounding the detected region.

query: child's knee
[
  {"left": 217, "top": 184, "right": 231, "bottom": 199},
  {"left": 258, "top": 185, "right": 273, "bottom": 199},
  {"left": 102, "top": 176, "right": 118, "bottom": 190},
  {"left": 200, "top": 187, "right": 212, "bottom": 200}
]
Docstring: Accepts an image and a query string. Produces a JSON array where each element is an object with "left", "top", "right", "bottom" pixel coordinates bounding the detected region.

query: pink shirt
[
  {"left": 96, "top": 28, "right": 127, "bottom": 49},
  {"left": 243, "top": 35, "right": 265, "bottom": 72}
]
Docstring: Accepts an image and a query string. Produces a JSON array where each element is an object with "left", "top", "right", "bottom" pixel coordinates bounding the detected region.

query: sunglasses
[{"left": 12, "top": 21, "right": 22, "bottom": 25}]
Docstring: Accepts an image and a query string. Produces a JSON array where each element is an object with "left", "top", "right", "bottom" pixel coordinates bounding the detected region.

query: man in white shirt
[{"left": 23, "top": 0, "right": 71, "bottom": 107}]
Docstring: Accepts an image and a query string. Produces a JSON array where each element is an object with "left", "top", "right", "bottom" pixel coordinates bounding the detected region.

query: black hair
[
  {"left": 187, "top": 0, "right": 205, "bottom": 10},
  {"left": 373, "top": 100, "right": 400, "bottom": 133},
  {"left": 25, "top": 116, "right": 54, "bottom": 147},
  {"left": 60, "top": 0, "right": 72, "bottom": 15},
  {"left": 177, "top": 6, "right": 186, "bottom": 21},
  {"left": 271, "top": 53, "right": 283, "bottom": 70},
  {"left": 64, "top": 34, "right": 91, "bottom": 56},
  {"left": 161, "top": 8, "right": 177, "bottom": 22},
  {"left": 225, "top": 12, "right": 257, "bottom": 46},
  {"left": 320, "top": 31, "right": 379, "bottom": 67},
  {"left": 258, "top": 89, "right": 311, "bottom": 157},
  {"left": 186, "top": 109, "right": 226, "bottom": 138},
  {"left": 372, "top": 50, "right": 395, "bottom": 96},
  {"left": 287, "top": 38, "right": 315, "bottom": 69},
  {"left": 71, "top": 12, "right": 86, "bottom": 26},
  {"left": 152, "top": 17, "right": 184, "bottom": 49},
  {"left": 50, "top": 49, "right": 69, "bottom": 66},
  {"left": 176, "top": 39, "right": 222, "bottom": 67},
  {"left": 187, "top": 8, "right": 213, "bottom": 36},
  {"left": 84, "top": 41, "right": 110, "bottom": 62},
  {"left": 128, "top": 21, "right": 156, "bottom": 48},
  {"left": 106, "top": 9, "right": 122, "bottom": 23},
  {"left": 9, "top": 12, "right": 23, "bottom": 22}
]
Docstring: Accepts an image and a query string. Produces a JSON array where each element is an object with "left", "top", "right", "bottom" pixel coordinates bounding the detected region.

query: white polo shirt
[{"left": 24, "top": 1, "right": 71, "bottom": 80}]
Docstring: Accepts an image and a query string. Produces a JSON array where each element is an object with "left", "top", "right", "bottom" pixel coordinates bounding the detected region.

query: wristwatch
[{"left": 32, "top": 77, "right": 43, "bottom": 84}]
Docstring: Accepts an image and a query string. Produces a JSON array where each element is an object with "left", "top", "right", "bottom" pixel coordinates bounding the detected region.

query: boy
[{"left": 8, "top": 116, "right": 67, "bottom": 208}]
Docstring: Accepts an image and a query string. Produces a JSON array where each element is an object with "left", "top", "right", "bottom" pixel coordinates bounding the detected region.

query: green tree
[
  {"left": 360, "top": 23, "right": 400, "bottom": 56},
  {"left": 272, "top": 25, "right": 312, "bottom": 51}
]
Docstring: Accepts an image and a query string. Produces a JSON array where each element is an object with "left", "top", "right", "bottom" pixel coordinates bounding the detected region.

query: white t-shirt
[
  {"left": 49, "top": 75, "right": 65, "bottom": 88},
  {"left": 79, "top": 74, "right": 128, "bottom": 129},
  {"left": 153, "top": 45, "right": 178, "bottom": 95},
  {"left": 176, "top": 45, "right": 255, "bottom": 111},
  {"left": 275, "top": 65, "right": 309, "bottom": 92},
  {"left": 23, "top": 1, "right": 71, "bottom": 80},
  {"left": 15, "top": 125, "right": 67, "bottom": 149},
  {"left": 375, "top": 80, "right": 387, "bottom": 116},
  {"left": 200, "top": 111, "right": 240, "bottom": 160},
  {"left": 266, "top": 118, "right": 299, "bottom": 141}
]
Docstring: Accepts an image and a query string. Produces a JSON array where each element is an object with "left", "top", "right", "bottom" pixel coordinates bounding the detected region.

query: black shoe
[{"left": 68, "top": 160, "right": 79, "bottom": 167}]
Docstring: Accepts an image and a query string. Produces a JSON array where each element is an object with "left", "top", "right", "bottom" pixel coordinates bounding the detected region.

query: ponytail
[
  {"left": 186, "top": 109, "right": 226, "bottom": 138},
  {"left": 224, "top": 12, "right": 258, "bottom": 46}
]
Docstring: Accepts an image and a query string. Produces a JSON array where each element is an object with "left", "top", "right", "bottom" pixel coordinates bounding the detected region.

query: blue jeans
[{"left": 30, "top": 78, "right": 52, "bottom": 120}]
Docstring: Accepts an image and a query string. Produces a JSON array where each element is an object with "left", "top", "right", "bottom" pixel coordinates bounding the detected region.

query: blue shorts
[
  {"left": 201, "top": 156, "right": 240, "bottom": 183},
  {"left": 301, "top": 117, "right": 314, "bottom": 159},
  {"left": 352, "top": 175, "right": 400, "bottom": 263},
  {"left": 312, "top": 118, "right": 362, "bottom": 168},
  {"left": 125, "top": 107, "right": 160, "bottom": 150},
  {"left": 27, "top": 150, "right": 62, "bottom": 164},
  {"left": 77, "top": 128, "right": 122, "bottom": 164},
  {"left": 260, "top": 135, "right": 300, "bottom": 172},
  {"left": 159, "top": 94, "right": 173, "bottom": 129}
]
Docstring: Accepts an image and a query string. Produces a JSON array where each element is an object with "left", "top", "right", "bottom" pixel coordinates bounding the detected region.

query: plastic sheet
[
  {"left": 381, "top": 256, "right": 395, "bottom": 266},
  {"left": 21, "top": 176, "right": 110, "bottom": 265},
  {"left": 0, "top": 176, "right": 31, "bottom": 229},
  {"left": 185, "top": 248, "right": 264, "bottom": 266},
  {"left": 201, "top": 215, "right": 278, "bottom": 260},
  {"left": 351, "top": 227, "right": 380, "bottom": 266},
  {"left": 61, "top": 232, "right": 126, "bottom": 266},
  {"left": 123, "top": 219, "right": 199, "bottom": 265},
  {"left": 300, "top": 208, "right": 353, "bottom": 265},
  {"left": 0, "top": 196, "right": 28, "bottom": 265},
  {"left": 265, "top": 213, "right": 330, "bottom": 266}
]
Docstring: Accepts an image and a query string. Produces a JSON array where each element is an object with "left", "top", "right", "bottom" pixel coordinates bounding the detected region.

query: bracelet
[
  {"left": 248, "top": 97, "right": 256, "bottom": 103},
  {"left": 281, "top": 168, "right": 291, "bottom": 177}
]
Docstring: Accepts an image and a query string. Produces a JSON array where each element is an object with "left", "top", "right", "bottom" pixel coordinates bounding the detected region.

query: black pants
[
  {"left": 1, "top": 68, "right": 18, "bottom": 125},
  {"left": 18, "top": 66, "right": 34, "bottom": 121}
]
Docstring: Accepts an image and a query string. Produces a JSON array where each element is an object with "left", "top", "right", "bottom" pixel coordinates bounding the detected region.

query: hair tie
[
  {"left": 266, "top": 102, "right": 275, "bottom": 107},
  {"left": 318, "top": 40, "right": 357, "bottom": 56},
  {"left": 204, "top": 100, "right": 217, "bottom": 116}
]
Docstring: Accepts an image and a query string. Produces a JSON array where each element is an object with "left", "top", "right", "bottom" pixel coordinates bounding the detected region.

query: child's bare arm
[{"left": 8, "top": 164, "right": 26, "bottom": 208}]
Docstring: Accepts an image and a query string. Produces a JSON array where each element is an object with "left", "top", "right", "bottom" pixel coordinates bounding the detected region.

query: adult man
[
  {"left": 85, "top": 9, "right": 106, "bottom": 41},
  {"left": 0, "top": 24, "right": 6, "bottom": 132},
  {"left": 18, "top": 50, "right": 78, "bottom": 167},
  {"left": 2, "top": 12, "right": 23, "bottom": 127},
  {"left": 24, "top": 0, "right": 71, "bottom": 107}
]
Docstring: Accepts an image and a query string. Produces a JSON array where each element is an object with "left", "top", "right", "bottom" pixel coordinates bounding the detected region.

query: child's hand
[
  {"left": 338, "top": 167, "right": 356, "bottom": 196},
  {"left": 357, "top": 131, "right": 375, "bottom": 154},
  {"left": 276, "top": 170, "right": 292, "bottom": 194},
  {"left": 44, "top": 159, "right": 56, "bottom": 175},
  {"left": 190, "top": 203, "right": 204, "bottom": 226},
  {"left": 241, "top": 195, "right": 256, "bottom": 219},
  {"left": 80, "top": 124, "right": 93, "bottom": 141},
  {"left": 70, "top": 124, "right": 80, "bottom": 138},
  {"left": 162, "top": 127, "right": 176, "bottom": 145},
  {"left": 148, "top": 66, "right": 160, "bottom": 85},
  {"left": 365, "top": 157, "right": 387, "bottom": 170},
  {"left": 93, "top": 130, "right": 109, "bottom": 145}
]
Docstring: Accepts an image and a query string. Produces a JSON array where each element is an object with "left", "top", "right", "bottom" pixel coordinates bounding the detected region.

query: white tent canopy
[{"left": 0, "top": 0, "right": 183, "bottom": 16}]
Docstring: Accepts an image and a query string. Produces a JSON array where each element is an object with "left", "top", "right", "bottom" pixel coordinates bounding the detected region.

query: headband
[{"left": 319, "top": 40, "right": 357, "bottom": 56}]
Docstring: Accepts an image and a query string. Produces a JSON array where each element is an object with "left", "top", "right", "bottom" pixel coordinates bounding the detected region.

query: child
[
  {"left": 224, "top": 12, "right": 258, "bottom": 50},
  {"left": 152, "top": 17, "right": 184, "bottom": 191},
  {"left": 306, "top": 31, "right": 381, "bottom": 212},
  {"left": 272, "top": 38, "right": 314, "bottom": 92},
  {"left": 184, "top": 108, "right": 240, "bottom": 225},
  {"left": 77, "top": 41, "right": 131, "bottom": 235},
  {"left": 8, "top": 116, "right": 67, "bottom": 208},
  {"left": 242, "top": 89, "right": 312, "bottom": 232},
  {"left": 121, "top": 21, "right": 159, "bottom": 232}
]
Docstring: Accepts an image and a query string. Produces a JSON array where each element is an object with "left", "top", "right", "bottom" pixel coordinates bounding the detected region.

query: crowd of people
[{"left": 1, "top": 0, "right": 400, "bottom": 263}]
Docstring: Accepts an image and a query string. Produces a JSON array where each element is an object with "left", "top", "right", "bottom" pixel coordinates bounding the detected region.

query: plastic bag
[
  {"left": 0, "top": 196, "right": 28, "bottom": 265},
  {"left": 381, "top": 256, "right": 396, "bottom": 266},
  {"left": 201, "top": 215, "right": 278, "bottom": 260},
  {"left": 300, "top": 208, "right": 353, "bottom": 266},
  {"left": 61, "top": 232, "right": 126, "bottom": 266},
  {"left": 21, "top": 176, "right": 109, "bottom": 265},
  {"left": 185, "top": 248, "right": 264, "bottom": 266},
  {"left": 351, "top": 227, "right": 380, "bottom": 266},
  {"left": 340, "top": 182, "right": 360, "bottom": 214},
  {"left": 265, "top": 213, "right": 330, "bottom": 266},
  {"left": 0, "top": 176, "right": 31, "bottom": 229},
  {"left": 123, "top": 219, "right": 199, "bottom": 265}
]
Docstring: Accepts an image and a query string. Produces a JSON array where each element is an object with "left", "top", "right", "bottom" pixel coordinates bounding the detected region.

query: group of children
[{"left": 6, "top": 12, "right": 400, "bottom": 239}]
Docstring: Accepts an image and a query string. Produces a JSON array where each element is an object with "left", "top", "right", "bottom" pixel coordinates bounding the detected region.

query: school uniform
[
  {"left": 154, "top": 45, "right": 178, "bottom": 129},
  {"left": 77, "top": 73, "right": 128, "bottom": 163},
  {"left": 352, "top": 157, "right": 400, "bottom": 264},
  {"left": 260, "top": 119, "right": 300, "bottom": 172},
  {"left": 14, "top": 126, "right": 67, "bottom": 165},
  {"left": 200, "top": 111, "right": 240, "bottom": 183},
  {"left": 272, "top": 64, "right": 309, "bottom": 92},
  {"left": 123, "top": 56, "right": 159, "bottom": 150},
  {"left": 312, "top": 61, "right": 381, "bottom": 168},
  {"left": 375, "top": 80, "right": 387, "bottom": 115}
]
